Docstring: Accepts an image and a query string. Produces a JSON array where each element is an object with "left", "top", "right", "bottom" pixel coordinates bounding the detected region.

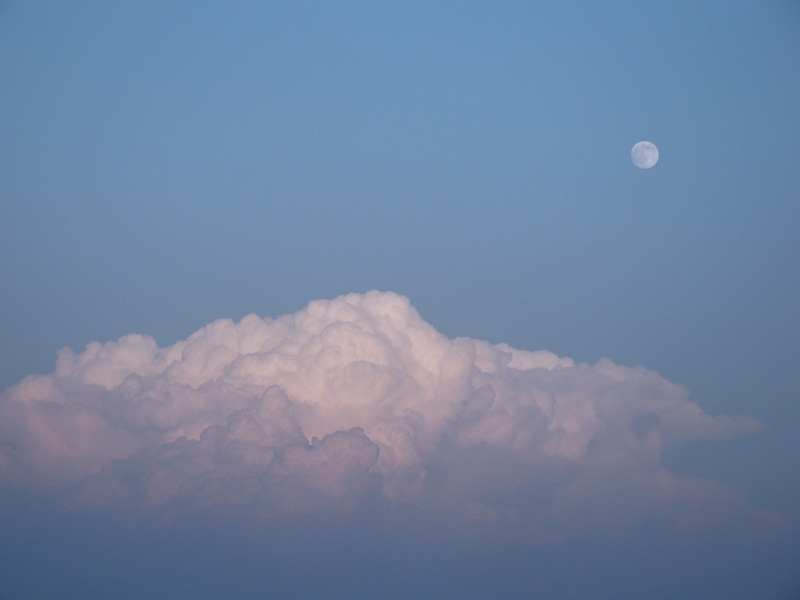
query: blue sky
[{"left": 1, "top": 2, "right": 799, "bottom": 598}]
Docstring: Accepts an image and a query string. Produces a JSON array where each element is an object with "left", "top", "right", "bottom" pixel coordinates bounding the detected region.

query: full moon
[{"left": 631, "top": 141, "right": 659, "bottom": 169}]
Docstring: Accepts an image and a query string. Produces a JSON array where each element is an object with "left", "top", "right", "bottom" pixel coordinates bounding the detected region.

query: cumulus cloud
[{"left": 0, "top": 291, "right": 767, "bottom": 531}]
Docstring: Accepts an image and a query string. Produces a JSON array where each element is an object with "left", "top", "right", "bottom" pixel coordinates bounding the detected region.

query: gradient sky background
[{"left": 1, "top": 1, "right": 799, "bottom": 598}]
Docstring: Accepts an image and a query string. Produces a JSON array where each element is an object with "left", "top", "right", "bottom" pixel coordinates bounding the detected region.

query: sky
[{"left": 1, "top": 1, "right": 799, "bottom": 598}]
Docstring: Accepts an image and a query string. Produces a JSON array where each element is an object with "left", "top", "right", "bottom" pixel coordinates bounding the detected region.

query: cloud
[{"left": 0, "top": 291, "right": 768, "bottom": 532}]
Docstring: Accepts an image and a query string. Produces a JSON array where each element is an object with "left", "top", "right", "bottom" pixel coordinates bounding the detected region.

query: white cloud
[{"left": 0, "top": 291, "right": 767, "bottom": 530}]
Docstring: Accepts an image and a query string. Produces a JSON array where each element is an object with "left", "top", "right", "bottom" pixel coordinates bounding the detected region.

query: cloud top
[{"left": 0, "top": 291, "right": 766, "bottom": 531}]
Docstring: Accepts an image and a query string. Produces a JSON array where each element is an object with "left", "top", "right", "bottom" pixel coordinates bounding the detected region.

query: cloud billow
[{"left": 0, "top": 291, "right": 766, "bottom": 532}]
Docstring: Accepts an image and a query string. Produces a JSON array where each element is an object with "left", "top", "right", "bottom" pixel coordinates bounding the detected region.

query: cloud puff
[{"left": 0, "top": 291, "right": 766, "bottom": 530}]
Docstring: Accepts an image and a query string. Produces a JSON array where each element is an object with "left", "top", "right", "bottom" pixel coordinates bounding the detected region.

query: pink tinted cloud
[{"left": 0, "top": 291, "right": 768, "bottom": 531}]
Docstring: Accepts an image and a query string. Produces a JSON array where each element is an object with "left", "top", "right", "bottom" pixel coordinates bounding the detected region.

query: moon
[{"left": 631, "top": 141, "right": 659, "bottom": 169}]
